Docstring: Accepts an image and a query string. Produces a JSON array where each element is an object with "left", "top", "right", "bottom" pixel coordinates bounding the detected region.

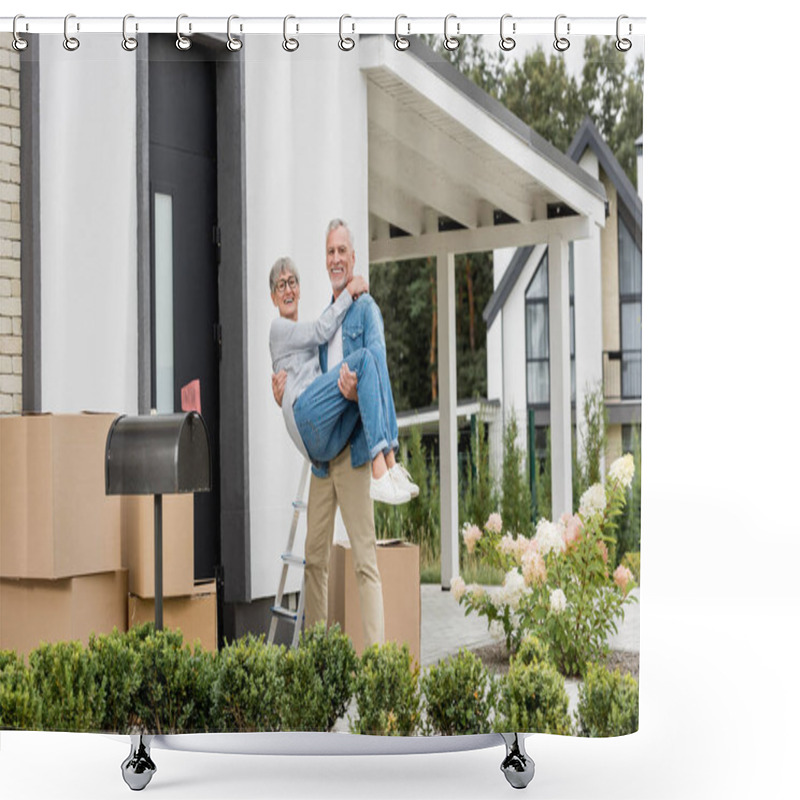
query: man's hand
[
  {"left": 338, "top": 363, "right": 358, "bottom": 401},
  {"left": 272, "top": 370, "right": 287, "bottom": 407}
]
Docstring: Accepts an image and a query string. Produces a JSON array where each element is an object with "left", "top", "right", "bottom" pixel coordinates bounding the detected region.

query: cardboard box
[
  {"left": 128, "top": 580, "right": 218, "bottom": 651},
  {"left": 0, "top": 413, "right": 122, "bottom": 579},
  {"left": 328, "top": 539, "right": 420, "bottom": 665},
  {"left": 0, "top": 570, "right": 128, "bottom": 656},
  {"left": 121, "top": 494, "right": 195, "bottom": 598}
]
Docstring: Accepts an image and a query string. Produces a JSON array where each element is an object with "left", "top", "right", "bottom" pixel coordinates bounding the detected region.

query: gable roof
[{"left": 484, "top": 116, "right": 642, "bottom": 328}]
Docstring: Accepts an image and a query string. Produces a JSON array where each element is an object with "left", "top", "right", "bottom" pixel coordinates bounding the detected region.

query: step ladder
[{"left": 267, "top": 461, "right": 310, "bottom": 648}]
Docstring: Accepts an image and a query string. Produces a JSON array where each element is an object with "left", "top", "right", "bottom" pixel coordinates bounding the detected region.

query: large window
[
  {"left": 525, "top": 248, "right": 575, "bottom": 408},
  {"left": 618, "top": 216, "right": 642, "bottom": 399}
]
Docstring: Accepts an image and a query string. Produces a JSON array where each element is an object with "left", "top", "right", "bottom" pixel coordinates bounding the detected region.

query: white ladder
[{"left": 267, "top": 461, "right": 310, "bottom": 648}]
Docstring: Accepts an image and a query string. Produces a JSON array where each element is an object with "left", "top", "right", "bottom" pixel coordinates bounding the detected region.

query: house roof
[
  {"left": 484, "top": 116, "right": 642, "bottom": 327},
  {"left": 568, "top": 116, "right": 642, "bottom": 234},
  {"left": 360, "top": 36, "right": 607, "bottom": 263}
]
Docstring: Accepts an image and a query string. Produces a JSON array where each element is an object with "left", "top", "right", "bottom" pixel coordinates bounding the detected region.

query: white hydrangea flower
[
  {"left": 549, "top": 588, "right": 567, "bottom": 614},
  {"left": 534, "top": 518, "right": 566, "bottom": 556},
  {"left": 498, "top": 569, "right": 527, "bottom": 611},
  {"left": 485, "top": 512, "right": 503, "bottom": 534},
  {"left": 608, "top": 453, "right": 635, "bottom": 489},
  {"left": 450, "top": 575, "right": 466, "bottom": 602},
  {"left": 579, "top": 483, "right": 607, "bottom": 519}
]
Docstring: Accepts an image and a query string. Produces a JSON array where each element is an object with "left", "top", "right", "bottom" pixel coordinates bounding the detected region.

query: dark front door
[{"left": 149, "top": 35, "right": 220, "bottom": 581}]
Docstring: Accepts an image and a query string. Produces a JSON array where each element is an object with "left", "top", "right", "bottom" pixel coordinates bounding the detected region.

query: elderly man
[{"left": 272, "top": 219, "right": 414, "bottom": 647}]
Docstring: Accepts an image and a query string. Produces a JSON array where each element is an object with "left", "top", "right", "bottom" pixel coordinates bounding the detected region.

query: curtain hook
[
  {"left": 12, "top": 15, "right": 28, "bottom": 51},
  {"left": 443, "top": 13, "right": 460, "bottom": 51},
  {"left": 283, "top": 15, "right": 299, "bottom": 52},
  {"left": 553, "top": 14, "right": 570, "bottom": 52},
  {"left": 615, "top": 15, "right": 632, "bottom": 52},
  {"left": 394, "top": 14, "right": 410, "bottom": 51},
  {"left": 227, "top": 15, "right": 243, "bottom": 51},
  {"left": 339, "top": 14, "right": 355, "bottom": 51},
  {"left": 122, "top": 14, "right": 138, "bottom": 51},
  {"left": 176, "top": 14, "right": 192, "bottom": 51},
  {"left": 63, "top": 13, "right": 80, "bottom": 51},
  {"left": 499, "top": 14, "right": 516, "bottom": 51}
]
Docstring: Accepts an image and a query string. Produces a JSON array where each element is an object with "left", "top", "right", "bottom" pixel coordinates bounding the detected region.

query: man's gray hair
[
  {"left": 326, "top": 218, "right": 354, "bottom": 249},
  {"left": 269, "top": 256, "right": 299, "bottom": 293}
]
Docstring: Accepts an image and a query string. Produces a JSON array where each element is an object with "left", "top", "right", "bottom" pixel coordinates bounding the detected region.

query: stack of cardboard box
[
  {"left": 122, "top": 493, "right": 218, "bottom": 651},
  {"left": 0, "top": 413, "right": 218, "bottom": 655},
  {"left": 0, "top": 413, "right": 128, "bottom": 655}
]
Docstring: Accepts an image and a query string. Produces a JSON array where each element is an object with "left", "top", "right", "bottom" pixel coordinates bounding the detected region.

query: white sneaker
[
  {"left": 390, "top": 464, "right": 420, "bottom": 499},
  {"left": 370, "top": 471, "right": 411, "bottom": 505}
]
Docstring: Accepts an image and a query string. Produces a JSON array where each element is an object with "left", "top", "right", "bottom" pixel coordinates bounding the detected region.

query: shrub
[
  {"left": 282, "top": 623, "right": 358, "bottom": 731},
  {"left": 500, "top": 414, "right": 533, "bottom": 537},
  {"left": 210, "top": 633, "right": 283, "bottom": 732},
  {"left": 0, "top": 650, "right": 42, "bottom": 730},
  {"left": 576, "top": 662, "right": 639, "bottom": 737},
  {"left": 493, "top": 656, "right": 572, "bottom": 736},
  {"left": 351, "top": 642, "right": 420, "bottom": 736},
  {"left": 514, "top": 635, "right": 552, "bottom": 668},
  {"left": 28, "top": 641, "right": 105, "bottom": 731},
  {"left": 130, "top": 626, "right": 216, "bottom": 734},
  {"left": 88, "top": 629, "right": 141, "bottom": 732},
  {"left": 421, "top": 649, "right": 495, "bottom": 735},
  {"left": 456, "top": 453, "right": 638, "bottom": 677}
]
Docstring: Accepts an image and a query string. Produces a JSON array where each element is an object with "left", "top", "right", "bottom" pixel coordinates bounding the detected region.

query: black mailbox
[
  {"left": 105, "top": 412, "right": 211, "bottom": 496},
  {"left": 105, "top": 412, "right": 211, "bottom": 631}
]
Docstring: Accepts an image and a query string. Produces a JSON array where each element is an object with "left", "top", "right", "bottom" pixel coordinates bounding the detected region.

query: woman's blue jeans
[{"left": 293, "top": 346, "right": 399, "bottom": 466}]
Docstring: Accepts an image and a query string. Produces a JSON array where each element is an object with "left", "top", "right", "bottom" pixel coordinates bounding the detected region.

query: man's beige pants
[{"left": 304, "top": 445, "right": 385, "bottom": 647}]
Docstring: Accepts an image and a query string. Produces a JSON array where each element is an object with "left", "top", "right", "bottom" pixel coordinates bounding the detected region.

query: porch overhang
[{"left": 359, "top": 36, "right": 607, "bottom": 264}]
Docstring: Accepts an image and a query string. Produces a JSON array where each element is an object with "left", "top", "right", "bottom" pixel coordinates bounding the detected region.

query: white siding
[{"left": 39, "top": 36, "right": 138, "bottom": 413}]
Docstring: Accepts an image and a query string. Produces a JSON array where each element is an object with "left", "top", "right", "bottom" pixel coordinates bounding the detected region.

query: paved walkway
[{"left": 420, "top": 583, "right": 640, "bottom": 666}]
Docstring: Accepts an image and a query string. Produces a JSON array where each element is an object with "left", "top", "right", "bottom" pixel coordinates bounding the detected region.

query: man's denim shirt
[{"left": 313, "top": 293, "right": 385, "bottom": 479}]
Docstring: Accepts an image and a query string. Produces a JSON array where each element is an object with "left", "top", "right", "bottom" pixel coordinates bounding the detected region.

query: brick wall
[{"left": 0, "top": 34, "right": 21, "bottom": 415}]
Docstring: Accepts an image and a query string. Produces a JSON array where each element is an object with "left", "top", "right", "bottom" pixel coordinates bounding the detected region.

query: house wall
[
  {"left": 244, "top": 37, "right": 370, "bottom": 600},
  {"left": 37, "top": 36, "right": 139, "bottom": 414},
  {"left": 0, "top": 35, "right": 21, "bottom": 415}
]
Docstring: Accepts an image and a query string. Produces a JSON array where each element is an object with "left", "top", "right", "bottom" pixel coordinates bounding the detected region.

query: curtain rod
[{"left": 1, "top": 15, "right": 646, "bottom": 37}]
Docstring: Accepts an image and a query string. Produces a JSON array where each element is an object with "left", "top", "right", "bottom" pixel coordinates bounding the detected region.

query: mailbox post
[{"left": 105, "top": 412, "right": 211, "bottom": 631}]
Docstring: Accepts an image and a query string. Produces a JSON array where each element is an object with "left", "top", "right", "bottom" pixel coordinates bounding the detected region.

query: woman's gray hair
[{"left": 269, "top": 256, "right": 299, "bottom": 293}]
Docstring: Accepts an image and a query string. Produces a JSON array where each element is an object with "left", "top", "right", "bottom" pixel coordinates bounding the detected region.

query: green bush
[
  {"left": 514, "top": 635, "right": 552, "bottom": 668},
  {"left": 494, "top": 657, "right": 572, "bottom": 736},
  {"left": 576, "top": 662, "right": 639, "bottom": 737},
  {"left": 282, "top": 623, "right": 358, "bottom": 732},
  {"left": 500, "top": 414, "right": 534, "bottom": 537},
  {"left": 28, "top": 641, "right": 105, "bottom": 732},
  {"left": 88, "top": 629, "right": 141, "bottom": 732},
  {"left": 130, "top": 626, "right": 216, "bottom": 734},
  {"left": 0, "top": 650, "right": 42, "bottom": 730},
  {"left": 421, "top": 649, "right": 495, "bottom": 735},
  {"left": 621, "top": 552, "right": 641, "bottom": 584},
  {"left": 351, "top": 642, "right": 420, "bottom": 736},
  {"left": 210, "top": 633, "right": 284, "bottom": 732}
]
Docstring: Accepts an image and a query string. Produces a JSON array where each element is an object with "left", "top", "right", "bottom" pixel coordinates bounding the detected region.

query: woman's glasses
[{"left": 276, "top": 276, "right": 298, "bottom": 293}]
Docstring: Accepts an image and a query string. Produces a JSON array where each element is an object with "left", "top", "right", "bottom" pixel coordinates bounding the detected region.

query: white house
[
  {"left": 484, "top": 117, "right": 643, "bottom": 511},
  {"left": 10, "top": 33, "right": 607, "bottom": 641}
]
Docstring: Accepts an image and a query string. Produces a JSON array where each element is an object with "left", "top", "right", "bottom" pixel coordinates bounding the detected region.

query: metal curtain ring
[
  {"left": 443, "top": 14, "right": 459, "bottom": 51},
  {"left": 283, "top": 15, "right": 299, "bottom": 52},
  {"left": 122, "top": 14, "right": 138, "bottom": 51},
  {"left": 63, "top": 13, "right": 80, "bottom": 51},
  {"left": 499, "top": 14, "right": 516, "bottom": 51},
  {"left": 339, "top": 14, "right": 355, "bottom": 51},
  {"left": 176, "top": 14, "right": 192, "bottom": 51},
  {"left": 227, "top": 15, "right": 243, "bottom": 51},
  {"left": 553, "top": 14, "right": 570, "bottom": 52},
  {"left": 615, "top": 15, "right": 632, "bottom": 52},
  {"left": 12, "top": 15, "right": 28, "bottom": 51},
  {"left": 394, "top": 14, "right": 410, "bottom": 51}
]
